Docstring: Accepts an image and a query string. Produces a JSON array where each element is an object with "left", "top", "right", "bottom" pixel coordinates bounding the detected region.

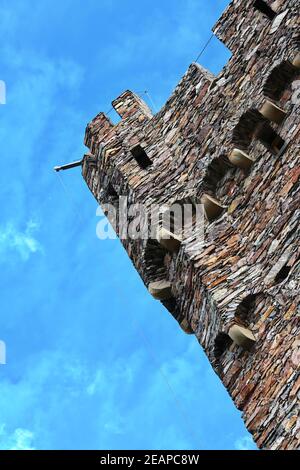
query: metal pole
[{"left": 54, "top": 160, "right": 83, "bottom": 172}]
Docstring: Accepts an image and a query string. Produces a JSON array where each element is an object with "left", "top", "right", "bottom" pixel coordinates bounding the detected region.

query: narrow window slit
[
  {"left": 253, "top": 0, "right": 277, "bottom": 20},
  {"left": 107, "top": 184, "right": 118, "bottom": 199},
  {"left": 274, "top": 265, "right": 292, "bottom": 284},
  {"left": 214, "top": 333, "right": 233, "bottom": 360},
  {"left": 131, "top": 145, "right": 152, "bottom": 169}
]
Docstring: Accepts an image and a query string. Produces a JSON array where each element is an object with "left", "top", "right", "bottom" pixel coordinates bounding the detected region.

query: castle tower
[{"left": 82, "top": 0, "right": 300, "bottom": 450}]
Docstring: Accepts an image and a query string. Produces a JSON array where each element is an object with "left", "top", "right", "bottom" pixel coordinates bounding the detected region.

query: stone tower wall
[{"left": 82, "top": 0, "right": 300, "bottom": 450}]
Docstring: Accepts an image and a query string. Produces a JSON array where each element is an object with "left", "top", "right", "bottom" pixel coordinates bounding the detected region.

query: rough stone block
[{"left": 148, "top": 280, "right": 173, "bottom": 301}]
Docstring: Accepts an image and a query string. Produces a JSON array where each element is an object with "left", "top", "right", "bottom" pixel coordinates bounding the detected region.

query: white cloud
[
  {"left": 235, "top": 435, "right": 256, "bottom": 451},
  {"left": 0, "top": 220, "right": 42, "bottom": 262},
  {"left": 86, "top": 369, "right": 105, "bottom": 396},
  {"left": 0, "top": 424, "right": 35, "bottom": 450}
]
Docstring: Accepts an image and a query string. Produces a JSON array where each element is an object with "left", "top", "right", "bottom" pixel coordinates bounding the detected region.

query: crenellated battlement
[
  {"left": 212, "top": 0, "right": 288, "bottom": 53},
  {"left": 84, "top": 112, "right": 115, "bottom": 155},
  {"left": 112, "top": 90, "right": 153, "bottom": 121},
  {"left": 84, "top": 90, "right": 153, "bottom": 159},
  {"left": 81, "top": 0, "right": 300, "bottom": 450}
]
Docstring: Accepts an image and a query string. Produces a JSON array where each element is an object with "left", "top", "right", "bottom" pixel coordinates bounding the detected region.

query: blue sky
[{"left": 0, "top": 0, "right": 257, "bottom": 450}]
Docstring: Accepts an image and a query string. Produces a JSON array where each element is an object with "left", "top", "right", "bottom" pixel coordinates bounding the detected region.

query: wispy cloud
[
  {"left": 0, "top": 424, "right": 35, "bottom": 450},
  {"left": 0, "top": 220, "right": 42, "bottom": 262},
  {"left": 235, "top": 435, "right": 256, "bottom": 451}
]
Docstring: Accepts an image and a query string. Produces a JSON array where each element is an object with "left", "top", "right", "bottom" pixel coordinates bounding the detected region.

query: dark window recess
[
  {"left": 274, "top": 265, "right": 292, "bottom": 284},
  {"left": 236, "top": 294, "right": 257, "bottom": 325},
  {"left": 103, "top": 183, "right": 119, "bottom": 208},
  {"left": 253, "top": 0, "right": 277, "bottom": 20},
  {"left": 107, "top": 184, "right": 118, "bottom": 199},
  {"left": 254, "top": 123, "right": 285, "bottom": 155},
  {"left": 263, "top": 61, "right": 298, "bottom": 102},
  {"left": 214, "top": 333, "right": 233, "bottom": 360},
  {"left": 131, "top": 145, "right": 152, "bottom": 169}
]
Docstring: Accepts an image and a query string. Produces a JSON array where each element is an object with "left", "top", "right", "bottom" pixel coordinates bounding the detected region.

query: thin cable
[
  {"left": 56, "top": 172, "right": 85, "bottom": 224},
  {"left": 56, "top": 154, "right": 200, "bottom": 447},
  {"left": 195, "top": 33, "right": 215, "bottom": 63},
  {"left": 101, "top": 34, "right": 215, "bottom": 118},
  {"left": 134, "top": 321, "right": 201, "bottom": 449},
  {"left": 55, "top": 27, "right": 217, "bottom": 446},
  {"left": 116, "top": 285, "right": 201, "bottom": 449},
  {"left": 64, "top": 34, "right": 213, "bottom": 440},
  {"left": 144, "top": 90, "right": 158, "bottom": 114},
  {"left": 106, "top": 106, "right": 115, "bottom": 116},
  {"left": 136, "top": 90, "right": 148, "bottom": 97},
  {"left": 55, "top": 172, "right": 201, "bottom": 446}
]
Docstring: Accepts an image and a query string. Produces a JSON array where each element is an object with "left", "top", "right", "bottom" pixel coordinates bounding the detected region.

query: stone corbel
[
  {"left": 292, "top": 53, "right": 300, "bottom": 69},
  {"left": 148, "top": 280, "right": 173, "bottom": 300},
  {"left": 156, "top": 227, "right": 182, "bottom": 253},
  {"left": 260, "top": 100, "right": 287, "bottom": 125},
  {"left": 229, "top": 148, "right": 255, "bottom": 170},
  {"left": 201, "top": 194, "right": 226, "bottom": 221},
  {"left": 229, "top": 325, "right": 256, "bottom": 350}
]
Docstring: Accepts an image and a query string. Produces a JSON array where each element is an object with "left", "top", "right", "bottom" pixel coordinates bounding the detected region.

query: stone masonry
[{"left": 82, "top": 0, "right": 300, "bottom": 450}]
